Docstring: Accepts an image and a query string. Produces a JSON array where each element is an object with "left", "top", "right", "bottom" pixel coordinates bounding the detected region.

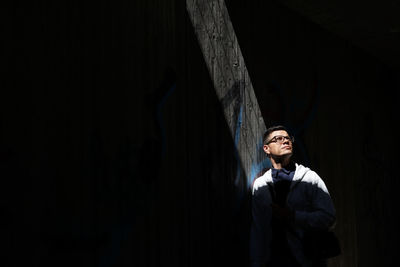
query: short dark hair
[{"left": 263, "top": 125, "right": 290, "bottom": 145}]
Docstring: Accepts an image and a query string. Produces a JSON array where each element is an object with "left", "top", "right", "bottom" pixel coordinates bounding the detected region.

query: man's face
[{"left": 263, "top": 130, "right": 293, "bottom": 158}]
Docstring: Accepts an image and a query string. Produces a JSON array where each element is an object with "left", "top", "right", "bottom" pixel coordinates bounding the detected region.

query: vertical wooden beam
[{"left": 186, "top": 0, "right": 269, "bottom": 187}]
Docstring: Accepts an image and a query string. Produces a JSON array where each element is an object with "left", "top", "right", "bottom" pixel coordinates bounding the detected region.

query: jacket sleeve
[
  {"left": 249, "top": 183, "right": 272, "bottom": 267},
  {"left": 293, "top": 172, "right": 336, "bottom": 230}
]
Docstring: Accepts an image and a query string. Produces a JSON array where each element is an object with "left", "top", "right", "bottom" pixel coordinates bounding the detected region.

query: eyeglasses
[{"left": 266, "top": 135, "right": 294, "bottom": 144}]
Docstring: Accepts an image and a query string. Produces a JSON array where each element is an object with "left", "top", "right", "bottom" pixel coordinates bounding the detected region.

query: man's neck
[{"left": 271, "top": 156, "right": 291, "bottom": 170}]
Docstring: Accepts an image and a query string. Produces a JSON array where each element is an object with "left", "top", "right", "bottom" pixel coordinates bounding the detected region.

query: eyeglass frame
[{"left": 265, "top": 135, "right": 295, "bottom": 145}]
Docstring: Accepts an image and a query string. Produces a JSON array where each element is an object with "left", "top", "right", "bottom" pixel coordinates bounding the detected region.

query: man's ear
[{"left": 263, "top": 144, "right": 269, "bottom": 155}]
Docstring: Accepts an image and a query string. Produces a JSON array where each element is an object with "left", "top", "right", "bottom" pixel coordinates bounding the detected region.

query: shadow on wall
[
  {"left": 0, "top": 67, "right": 177, "bottom": 267},
  {"left": 92, "top": 67, "right": 177, "bottom": 267},
  {"left": 262, "top": 80, "right": 320, "bottom": 168}
]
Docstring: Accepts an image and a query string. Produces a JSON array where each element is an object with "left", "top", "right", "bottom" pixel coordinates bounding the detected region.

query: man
[{"left": 250, "top": 125, "right": 336, "bottom": 267}]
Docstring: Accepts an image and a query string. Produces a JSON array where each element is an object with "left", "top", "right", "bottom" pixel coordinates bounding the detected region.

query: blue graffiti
[
  {"left": 234, "top": 105, "right": 243, "bottom": 187},
  {"left": 249, "top": 158, "right": 271, "bottom": 187},
  {"left": 248, "top": 139, "right": 271, "bottom": 188},
  {"left": 231, "top": 104, "right": 271, "bottom": 189}
]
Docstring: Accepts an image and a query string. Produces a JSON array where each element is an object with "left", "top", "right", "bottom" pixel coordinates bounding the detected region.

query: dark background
[{"left": 1, "top": 0, "right": 399, "bottom": 266}]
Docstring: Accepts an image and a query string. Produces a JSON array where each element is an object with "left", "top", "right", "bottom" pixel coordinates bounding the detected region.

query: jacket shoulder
[{"left": 252, "top": 169, "right": 270, "bottom": 193}]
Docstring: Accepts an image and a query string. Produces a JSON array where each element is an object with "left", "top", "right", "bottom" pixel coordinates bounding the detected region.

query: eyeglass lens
[{"left": 275, "top": 135, "right": 293, "bottom": 143}]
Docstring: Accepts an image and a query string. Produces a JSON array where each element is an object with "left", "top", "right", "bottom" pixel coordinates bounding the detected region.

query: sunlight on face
[{"left": 263, "top": 130, "right": 293, "bottom": 158}]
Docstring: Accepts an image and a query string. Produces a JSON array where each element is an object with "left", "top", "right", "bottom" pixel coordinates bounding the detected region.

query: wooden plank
[{"left": 186, "top": 0, "right": 270, "bottom": 186}]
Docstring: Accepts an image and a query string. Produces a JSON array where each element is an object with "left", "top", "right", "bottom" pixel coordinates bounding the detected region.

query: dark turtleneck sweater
[
  {"left": 269, "top": 162, "right": 300, "bottom": 266},
  {"left": 271, "top": 161, "right": 296, "bottom": 183}
]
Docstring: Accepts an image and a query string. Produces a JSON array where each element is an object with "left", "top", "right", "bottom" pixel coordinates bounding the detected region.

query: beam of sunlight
[{"left": 186, "top": 0, "right": 269, "bottom": 188}]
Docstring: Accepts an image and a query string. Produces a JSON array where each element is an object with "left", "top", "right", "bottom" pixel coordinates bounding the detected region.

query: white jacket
[{"left": 250, "top": 163, "right": 336, "bottom": 267}]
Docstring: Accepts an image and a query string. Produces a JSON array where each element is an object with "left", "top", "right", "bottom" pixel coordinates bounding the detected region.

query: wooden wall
[{"left": 2, "top": 1, "right": 399, "bottom": 266}]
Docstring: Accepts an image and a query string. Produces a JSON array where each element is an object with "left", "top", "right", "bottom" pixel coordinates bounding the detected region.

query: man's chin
[{"left": 273, "top": 153, "right": 292, "bottom": 162}]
